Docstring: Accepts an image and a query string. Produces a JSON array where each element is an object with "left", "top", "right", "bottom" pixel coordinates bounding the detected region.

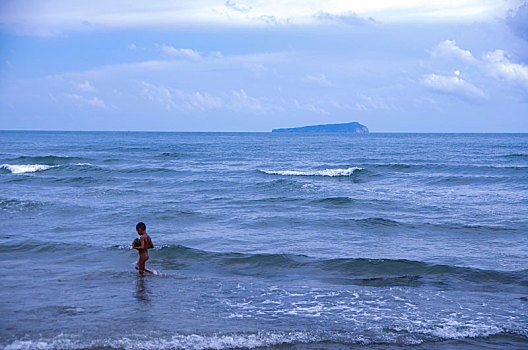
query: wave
[
  {"left": 2, "top": 332, "right": 316, "bottom": 350},
  {"left": 146, "top": 245, "right": 527, "bottom": 289},
  {"left": 260, "top": 167, "right": 362, "bottom": 177},
  {"left": 255, "top": 179, "right": 308, "bottom": 192},
  {"left": 1, "top": 164, "right": 57, "bottom": 174},
  {"left": 0, "top": 198, "right": 41, "bottom": 212},
  {"left": 118, "top": 167, "right": 178, "bottom": 174},
  {"left": 311, "top": 196, "right": 354, "bottom": 205},
  {"left": 355, "top": 217, "right": 401, "bottom": 226},
  {"left": 159, "top": 152, "right": 181, "bottom": 158},
  {"left": 0, "top": 162, "right": 99, "bottom": 174},
  {"left": 365, "top": 163, "right": 528, "bottom": 174},
  {"left": 4, "top": 242, "right": 526, "bottom": 289},
  {"left": 426, "top": 175, "right": 528, "bottom": 186},
  {"left": 0, "top": 241, "right": 79, "bottom": 254},
  {"left": 3, "top": 329, "right": 527, "bottom": 350},
  {"left": 502, "top": 153, "right": 528, "bottom": 159},
  {"left": 7, "top": 155, "right": 83, "bottom": 164}
]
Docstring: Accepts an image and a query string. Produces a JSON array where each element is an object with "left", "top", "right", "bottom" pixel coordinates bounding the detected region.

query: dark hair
[{"left": 136, "top": 222, "right": 146, "bottom": 231}]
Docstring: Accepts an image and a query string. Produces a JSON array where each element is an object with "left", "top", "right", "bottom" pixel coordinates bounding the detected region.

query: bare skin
[{"left": 132, "top": 227, "right": 154, "bottom": 275}]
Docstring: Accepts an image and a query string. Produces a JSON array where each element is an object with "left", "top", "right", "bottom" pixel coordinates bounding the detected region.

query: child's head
[{"left": 136, "top": 222, "right": 146, "bottom": 235}]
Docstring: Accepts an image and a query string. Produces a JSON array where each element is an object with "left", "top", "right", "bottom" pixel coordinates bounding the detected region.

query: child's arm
[
  {"left": 133, "top": 237, "right": 147, "bottom": 250},
  {"left": 139, "top": 236, "right": 147, "bottom": 249}
]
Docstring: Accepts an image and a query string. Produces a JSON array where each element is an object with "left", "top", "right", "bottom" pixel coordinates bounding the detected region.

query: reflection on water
[{"left": 135, "top": 276, "right": 150, "bottom": 303}]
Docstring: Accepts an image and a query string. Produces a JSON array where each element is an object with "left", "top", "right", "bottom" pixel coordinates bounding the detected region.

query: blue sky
[{"left": 1, "top": 0, "right": 527, "bottom": 132}]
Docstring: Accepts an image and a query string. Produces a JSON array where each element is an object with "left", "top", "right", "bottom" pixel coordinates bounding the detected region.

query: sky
[{"left": 0, "top": 0, "right": 527, "bottom": 132}]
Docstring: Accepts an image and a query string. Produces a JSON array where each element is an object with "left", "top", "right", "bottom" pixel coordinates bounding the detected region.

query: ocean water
[{"left": 1, "top": 131, "right": 527, "bottom": 350}]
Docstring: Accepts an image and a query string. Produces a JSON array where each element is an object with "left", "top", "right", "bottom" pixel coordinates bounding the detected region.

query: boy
[{"left": 133, "top": 222, "right": 154, "bottom": 275}]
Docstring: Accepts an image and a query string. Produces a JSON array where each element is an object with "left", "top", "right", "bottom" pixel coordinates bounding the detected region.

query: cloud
[
  {"left": 139, "top": 82, "right": 284, "bottom": 113},
  {"left": 230, "top": 89, "right": 261, "bottom": 111},
  {"left": 64, "top": 93, "right": 110, "bottom": 109},
  {"left": 507, "top": 3, "right": 528, "bottom": 41},
  {"left": 183, "top": 91, "right": 224, "bottom": 110},
  {"left": 76, "top": 80, "right": 97, "bottom": 92},
  {"left": 225, "top": 0, "right": 250, "bottom": 13},
  {"left": 159, "top": 45, "right": 202, "bottom": 61},
  {"left": 257, "top": 15, "right": 280, "bottom": 25},
  {"left": 293, "top": 99, "right": 329, "bottom": 114},
  {"left": 482, "top": 50, "right": 528, "bottom": 88},
  {"left": 303, "top": 74, "right": 333, "bottom": 87},
  {"left": 128, "top": 43, "right": 137, "bottom": 51},
  {"left": 0, "top": 1, "right": 517, "bottom": 36},
  {"left": 423, "top": 73, "right": 486, "bottom": 102},
  {"left": 429, "top": 39, "right": 528, "bottom": 90},
  {"left": 429, "top": 40, "right": 477, "bottom": 63},
  {"left": 313, "top": 11, "right": 375, "bottom": 25},
  {"left": 140, "top": 81, "right": 223, "bottom": 111},
  {"left": 139, "top": 81, "right": 177, "bottom": 110}
]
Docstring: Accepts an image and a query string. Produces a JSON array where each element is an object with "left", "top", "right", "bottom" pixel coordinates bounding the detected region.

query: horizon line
[{"left": 1, "top": 129, "right": 527, "bottom": 134}]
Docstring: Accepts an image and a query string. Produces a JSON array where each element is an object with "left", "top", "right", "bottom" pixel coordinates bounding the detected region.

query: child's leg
[
  {"left": 138, "top": 255, "right": 147, "bottom": 275},
  {"left": 143, "top": 255, "right": 154, "bottom": 274},
  {"left": 143, "top": 256, "right": 153, "bottom": 273}
]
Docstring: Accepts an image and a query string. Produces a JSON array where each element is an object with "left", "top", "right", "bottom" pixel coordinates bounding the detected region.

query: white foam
[
  {"left": 1, "top": 164, "right": 56, "bottom": 174},
  {"left": 261, "top": 167, "right": 362, "bottom": 177},
  {"left": 426, "top": 324, "right": 503, "bottom": 339},
  {"left": 73, "top": 162, "right": 93, "bottom": 166},
  {"left": 62, "top": 307, "right": 84, "bottom": 312},
  {"left": 395, "top": 323, "right": 504, "bottom": 340},
  {"left": 3, "top": 332, "right": 316, "bottom": 350}
]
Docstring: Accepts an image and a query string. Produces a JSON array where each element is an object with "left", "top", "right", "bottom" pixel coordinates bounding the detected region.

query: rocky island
[{"left": 272, "top": 122, "right": 369, "bottom": 133}]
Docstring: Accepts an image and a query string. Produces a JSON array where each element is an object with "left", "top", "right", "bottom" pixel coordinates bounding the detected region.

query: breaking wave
[
  {"left": 7, "top": 155, "right": 84, "bottom": 164},
  {"left": 1, "top": 164, "right": 56, "bottom": 174},
  {"left": 3, "top": 328, "right": 527, "bottom": 350},
  {"left": 260, "top": 167, "right": 362, "bottom": 177},
  {"left": 0, "top": 162, "right": 98, "bottom": 174}
]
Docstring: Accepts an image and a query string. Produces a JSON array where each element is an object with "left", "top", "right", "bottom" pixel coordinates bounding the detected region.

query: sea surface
[{"left": 1, "top": 131, "right": 527, "bottom": 350}]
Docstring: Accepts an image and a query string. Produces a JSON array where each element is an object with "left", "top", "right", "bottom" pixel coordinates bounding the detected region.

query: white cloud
[
  {"left": 357, "top": 93, "right": 396, "bottom": 111},
  {"left": 423, "top": 73, "right": 486, "bottom": 102},
  {"left": 76, "top": 80, "right": 97, "bottom": 92},
  {"left": 159, "top": 44, "right": 202, "bottom": 61},
  {"left": 47, "top": 51, "right": 291, "bottom": 82},
  {"left": 64, "top": 93, "right": 110, "bottom": 109},
  {"left": 139, "top": 82, "right": 286, "bottom": 112},
  {"left": 482, "top": 50, "right": 528, "bottom": 88},
  {"left": 303, "top": 74, "right": 333, "bottom": 87},
  {"left": 507, "top": 3, "right": 528, "bottom": 41},
  {"left": 0, "top": 0, "right": 516, "bottom": 36},
  {"left": 140, "top": 81, "right": 224, "bottom": 111},
  {"left": 225, "top": 0, "right": 250, "bottom": 13},
  {"left": 139, "top": 81, "right": 177, "bottom": 110},
  {"left": 429, "top": 40, "right": 528, "bottom": 90},
  {"left": 313, "top": 11, "right": 375, "bottom": 25},
  {"left": 429, "top": 40, "right": 477, "bottom": 63},
  {"left": 229, "top": 89, "right": 260, "bottom": 110},
  {"left": 128, "top": 43, "right": 137, "bottom": 50},
  {"left": 293, "top": 99, "right": 329, "bottom": 114},
  {"left": 181, "top": 91, "right": 223, "bottom": 110}
]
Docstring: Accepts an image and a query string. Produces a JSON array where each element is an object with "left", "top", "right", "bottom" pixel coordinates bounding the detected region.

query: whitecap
[
  {"left": 3, "top": 331, "right": 317, "bottom": 350},
  {"left": 260, "top": 167, "right": 362, "bottom": 177},
  {"left": 1, "top": 164, "right": 56, "bottom": 174}
]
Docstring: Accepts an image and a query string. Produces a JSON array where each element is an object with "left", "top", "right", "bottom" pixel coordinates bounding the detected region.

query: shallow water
[{"left": 1, "top": 131, "right": 527, "bottom": 349}]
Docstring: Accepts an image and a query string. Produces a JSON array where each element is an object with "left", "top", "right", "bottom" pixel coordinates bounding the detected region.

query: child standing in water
[{"left": 133, "top": 222, "right": 154, "bottom": 275}]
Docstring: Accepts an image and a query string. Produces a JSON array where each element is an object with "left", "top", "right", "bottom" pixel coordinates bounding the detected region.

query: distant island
[{"left": 272, "top": 122, "right": 369, "bottom": 133}]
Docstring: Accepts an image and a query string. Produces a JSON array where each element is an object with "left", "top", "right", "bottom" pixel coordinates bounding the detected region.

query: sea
[{"left": 1, "top": 131, "right": 527, "bottom": 350}]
